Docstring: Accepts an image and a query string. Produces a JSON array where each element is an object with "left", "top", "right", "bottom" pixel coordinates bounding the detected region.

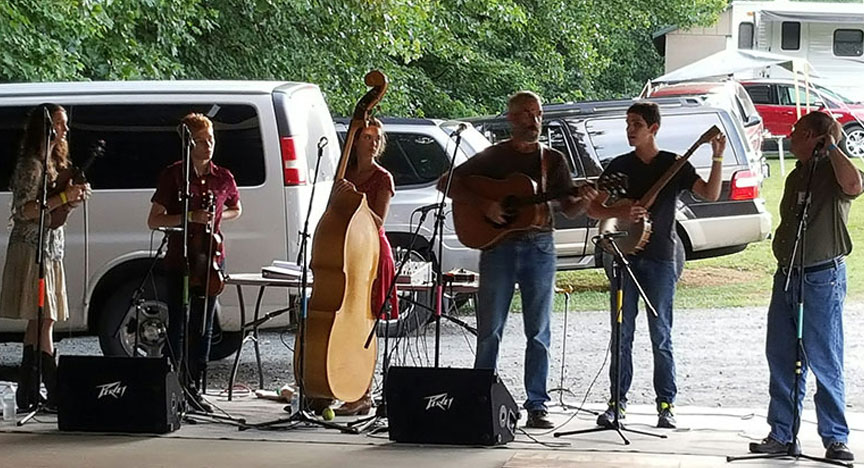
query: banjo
[{"left": 597, "top": 125, "right": 721, "bottom": 255}]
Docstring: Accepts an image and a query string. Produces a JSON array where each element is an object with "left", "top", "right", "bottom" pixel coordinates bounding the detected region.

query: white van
[{"left": 0, "top": 81, "right": 341, "bottom": 359}]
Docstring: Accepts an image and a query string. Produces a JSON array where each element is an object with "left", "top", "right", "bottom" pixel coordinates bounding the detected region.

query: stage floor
[{"left": 1, "top": 391, "right": 861, "bottom": 467}]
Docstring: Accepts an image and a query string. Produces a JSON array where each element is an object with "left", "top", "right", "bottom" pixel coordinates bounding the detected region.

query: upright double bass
[{"left": 296, "top": 71, "right": 388, "bottom": 402}]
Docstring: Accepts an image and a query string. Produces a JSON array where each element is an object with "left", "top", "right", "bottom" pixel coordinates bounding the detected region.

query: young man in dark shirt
[
  {"left": 748, "top": 112, "right": 861, "bottom": 462},
  {"left": 588, "top": 101, "right": 725, "bottom": 429},
  {"left": 148, "top": 113, "right": 242, "bottom": 412},
  {"left": 441, "top": 91, "right": 597, "bottom": 429}
]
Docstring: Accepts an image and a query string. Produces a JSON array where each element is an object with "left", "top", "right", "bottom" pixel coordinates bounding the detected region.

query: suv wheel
[{"left": 842, "top": 124, "right": 864, "bottom": 158}]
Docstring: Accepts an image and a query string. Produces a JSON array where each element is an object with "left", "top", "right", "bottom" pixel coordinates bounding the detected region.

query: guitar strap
[{"left": 539, "top": 144, "right": 548, "bottom": 195}]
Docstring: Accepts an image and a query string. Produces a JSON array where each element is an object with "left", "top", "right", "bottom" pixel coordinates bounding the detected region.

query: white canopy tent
[{"left": 653, "top": 49, "right": 815, "bottom": 84}]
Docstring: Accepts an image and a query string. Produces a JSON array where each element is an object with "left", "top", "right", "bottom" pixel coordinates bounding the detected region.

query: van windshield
[{"left": 582, "top": 112, "right": 732, "bottom": 168}]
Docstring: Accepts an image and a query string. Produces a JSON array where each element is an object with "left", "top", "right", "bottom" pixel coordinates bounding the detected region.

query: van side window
[
  {"left": 377, "top": 133, "right": 451, "bottom": 187},
  {"left": 781, "top": 22, "right": 800, "bottom": 50},
  {"left": 738, "top": 22, "right": 755, "bottom": 49},
  {"left": 834, "top": 29, "right": 864, "bottom": 57},
  {"left": 745, "top": 84, "right": 774, "bottom": 105},
  {"left": 68, "top": 104, "right": 265, "bottom": 190},
  {"left": 0, "top": 106, "right": 28, "bottom": 191}
]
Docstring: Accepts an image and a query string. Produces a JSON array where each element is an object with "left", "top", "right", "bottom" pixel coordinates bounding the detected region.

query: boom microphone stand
[
  {"left": 354, "top": 203, "right": 437, "bottom": 433},
  {"left": 430, "top": 123, "right": 470, "bottom": 367},
  {"left": 727, "top": 150, "right": 851, "bottom": 467},
  {"left": 243, "top": 138, "right": 353, "bottom": 433},
  {"left": 18, "top": 107, "right": 56, "bottom": 426},
  {"left": 554, "top": 233, "right": 666, "bottom": 444}
]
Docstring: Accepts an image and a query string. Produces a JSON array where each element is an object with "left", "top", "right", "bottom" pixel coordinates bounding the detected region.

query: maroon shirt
[{"left": 151, "top": 161, "right": 240, "bottom": 270}]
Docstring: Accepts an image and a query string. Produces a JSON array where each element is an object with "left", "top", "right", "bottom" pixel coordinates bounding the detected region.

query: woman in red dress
[{"left": 330, "top": 117, "right": 397, "bottom": 415}]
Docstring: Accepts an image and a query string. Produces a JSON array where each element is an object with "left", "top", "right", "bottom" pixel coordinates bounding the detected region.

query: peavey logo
[
  {"left": 423, "top": 392, "right": 454, "bottom": 411},
  {"left": 96, "top": 381, "right": 127, "bottom": 400}
]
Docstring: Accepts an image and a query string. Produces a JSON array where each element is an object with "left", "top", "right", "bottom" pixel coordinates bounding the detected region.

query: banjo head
[{"left": 597, "top": 217, "right": 650, "bottom": 255}]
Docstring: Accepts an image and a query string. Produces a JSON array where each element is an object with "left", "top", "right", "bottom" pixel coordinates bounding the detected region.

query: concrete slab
[{"left": 1, "top": 392, "right": 860, "bottom": 467}]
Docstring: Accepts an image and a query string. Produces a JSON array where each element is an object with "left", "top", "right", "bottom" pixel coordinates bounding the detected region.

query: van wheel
[
  {"left": 377, "top": 246, "right": 435, "bottom": 337},
  {"left": 97, "top": 274, "right": 171, "bottom": 358},
  {"left": 97, "top": 273, "right": 240, "bottom": 361},
  {"left": 842, "top": 124, "right": 864, "bottom": 158}
]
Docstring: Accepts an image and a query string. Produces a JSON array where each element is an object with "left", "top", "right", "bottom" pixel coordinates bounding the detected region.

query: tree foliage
[{"left": 1, "top": 0, "right": 726, "bottom": 117}]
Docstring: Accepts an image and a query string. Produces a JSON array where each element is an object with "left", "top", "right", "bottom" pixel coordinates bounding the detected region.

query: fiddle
[
  {"left": 47, "top": 139, "right": 104, "bottom": 229},
  {"left": 188, "top": 191, "right": 226, "bottom": 296}
]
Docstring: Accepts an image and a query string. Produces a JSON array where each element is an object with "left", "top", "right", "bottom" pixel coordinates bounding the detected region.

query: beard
[{"left": 513, "top": 125, "right": 540, "bottom": 143}]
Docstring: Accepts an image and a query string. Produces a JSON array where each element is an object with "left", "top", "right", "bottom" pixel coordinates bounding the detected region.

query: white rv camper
[{"left": 661, "top": 1, "right": 864, "bottom": 101}]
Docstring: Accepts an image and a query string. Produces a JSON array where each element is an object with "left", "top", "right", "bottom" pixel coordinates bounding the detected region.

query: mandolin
[
  {"left": 453, "top": 171, "right": 627, "bottom": 249},
  {"left": 597, "top": 125, "right": 721, "bottom": 255}
]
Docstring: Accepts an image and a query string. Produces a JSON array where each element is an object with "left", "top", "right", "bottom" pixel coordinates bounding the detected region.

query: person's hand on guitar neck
[
  {"left": 560, "top": 184, "right": 599, "bottom": 218},
  {"left": 61, "top": 182, "right": 91, "bottom": 209}
]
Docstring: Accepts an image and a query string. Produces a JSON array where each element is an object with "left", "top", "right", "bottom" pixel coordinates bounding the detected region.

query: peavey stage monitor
[
  {"left": 58, "top": 356, "right": 182, "bottom": 433},
  {"left": 386, "top": 366, "right": 519, "bottom": 446}
]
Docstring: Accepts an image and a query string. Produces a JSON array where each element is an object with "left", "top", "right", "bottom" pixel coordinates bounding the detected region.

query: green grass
[{"left": 549, "top": 157, "right": 864, "bottom": 312}]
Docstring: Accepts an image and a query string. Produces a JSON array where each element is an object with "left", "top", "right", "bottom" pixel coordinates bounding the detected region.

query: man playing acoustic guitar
[
  {"left": 440, "top": 91, "right": 597, "bottom": 429},
  {"left": 587, "top": 101, "right": 725, "bottom": 429}
]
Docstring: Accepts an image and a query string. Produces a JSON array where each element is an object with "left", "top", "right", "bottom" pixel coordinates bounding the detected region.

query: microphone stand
[
  {"left": 243, "top": 137, "right": 353, "bottom": 433},
  {"left": 18, "top": 108, "right": 55, "bottom": 426},
  {"left": 728, "top": 150, "right": 851, "bottom": 467},
  {"left": 353, "top": 204, "right": 436, "bottom": 433},
  {"left": 554, "top": 233, "right": 666, "bottom": 444},
  {"left": 130, "top": 230, "right": 172, "bottom": 357},
  {"left": 429, "top": 126, "right": 468, "bottom": 367}
]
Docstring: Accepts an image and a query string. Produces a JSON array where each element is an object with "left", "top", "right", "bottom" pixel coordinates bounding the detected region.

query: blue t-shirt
[{"left": 603, "top": 150, "right": 699, "bottom": 260}]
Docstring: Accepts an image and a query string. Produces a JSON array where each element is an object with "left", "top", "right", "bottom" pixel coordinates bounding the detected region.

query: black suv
[{"left": 470, "top": 98, "right": 772, "bottom": 269}]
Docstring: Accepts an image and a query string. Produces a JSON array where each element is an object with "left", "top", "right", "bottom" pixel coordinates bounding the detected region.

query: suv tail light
[
  {"left": 280, "top": 137, "right": 306, "bottom": 186},
  {"left": 730, "top": 169, "right": 758, "bottom": 200}
]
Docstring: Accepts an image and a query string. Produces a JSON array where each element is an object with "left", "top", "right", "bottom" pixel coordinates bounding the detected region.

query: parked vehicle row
[{"left": 0, "top": 80, "right": 776, "bottom": 353}]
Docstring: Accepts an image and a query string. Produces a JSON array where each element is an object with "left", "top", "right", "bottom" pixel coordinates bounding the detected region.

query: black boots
[
  {"left": 40, "top": 350, "right": 58, "bottom": 410},
  {"left": 15, "top": 346, "right": 59, "bottom": 411},
  {"left": 15, "top": 345, "right": 39, "bottom": 410}
]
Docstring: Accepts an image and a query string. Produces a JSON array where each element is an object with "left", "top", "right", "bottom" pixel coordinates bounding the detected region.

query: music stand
[
  {"left": 547, "top": 285, "right": 599, "bottom": 416},
  {"left": 18, "top": 107, "right": 56, "bottom": 426},
  {"left": 727, "top": 152, "right": 852, "bottom": 467},
  {"left": 554, "top": 233, "right": 666, "bottom": 444}
]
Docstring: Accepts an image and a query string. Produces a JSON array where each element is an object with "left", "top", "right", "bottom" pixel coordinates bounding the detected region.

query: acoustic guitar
[
  {"left": 597, "top": 125, "right": 722, "bottom": 255},
  {"left": 452, "top": 171, "right": 627, "bottom": 249}
]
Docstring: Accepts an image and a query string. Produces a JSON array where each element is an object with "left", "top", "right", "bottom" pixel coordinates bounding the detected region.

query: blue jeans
[
  {"left": 608, "top": 256, "right": 678, "bottom": 406},
  {"left": 474, "top": 231, "right": 556, "bottom": 411},
  {"left": 765, "top": 260, "right": 849, "bottom": 447}
]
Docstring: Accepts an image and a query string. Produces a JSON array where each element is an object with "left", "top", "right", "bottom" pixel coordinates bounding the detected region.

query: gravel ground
[{"left": 2, "top": 303, "right": 862, "bottom": 412}]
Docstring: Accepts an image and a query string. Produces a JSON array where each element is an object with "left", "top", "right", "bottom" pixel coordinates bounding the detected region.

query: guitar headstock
[
  {"left": 89, "top": 139, "right": 106, "bottom": 159},
  {"left": 597, "top": 171, "right": 628, "bottom": 198}
]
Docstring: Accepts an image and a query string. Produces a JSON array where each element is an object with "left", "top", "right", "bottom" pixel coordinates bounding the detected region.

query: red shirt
[{"left": 151, "top": 161, "right": 240, "bottom": 270}]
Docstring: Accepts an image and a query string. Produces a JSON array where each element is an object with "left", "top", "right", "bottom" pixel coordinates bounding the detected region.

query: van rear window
[{"left": 0, "top": 103, "right": 266, "bottom": 191}]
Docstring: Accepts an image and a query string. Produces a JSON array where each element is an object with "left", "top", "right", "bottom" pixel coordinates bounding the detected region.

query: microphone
[
  {"left": 813, "top": 138, "right": 828, "bottom": 161},
  {"left": 178, "top": 123, "right": 196, "bottom": 147},
  {"left": 155, "top": 226, "right": 183, "bottom": 233},
  {"left": 451, "top": 123, "right": 469, "bottom": 137},
  {"left": 593, "top": 231, "right": 628, "bottom": 242},
  {"left": 414, "top": 203, "right": 441, "bottom": 214}
]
